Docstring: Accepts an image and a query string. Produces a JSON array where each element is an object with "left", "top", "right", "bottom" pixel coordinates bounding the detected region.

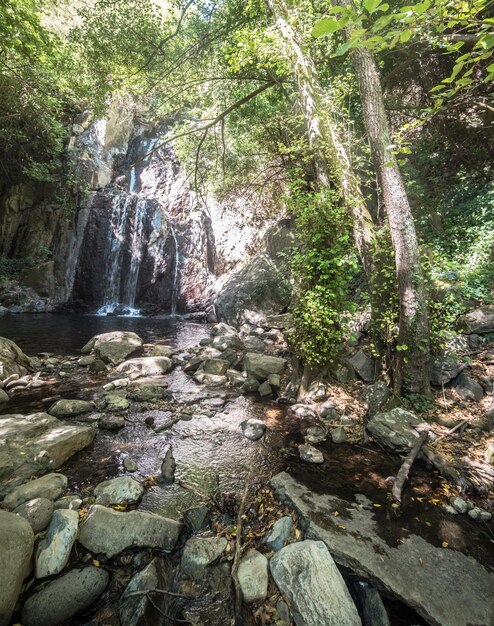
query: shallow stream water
[{"left": 2, "top": 313, "right": 493, "bottom": 625}]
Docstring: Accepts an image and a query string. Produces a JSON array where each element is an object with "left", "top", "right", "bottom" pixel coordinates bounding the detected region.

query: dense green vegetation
[{"left": 1, "top": 0, "right": 493, "bottom": 396}]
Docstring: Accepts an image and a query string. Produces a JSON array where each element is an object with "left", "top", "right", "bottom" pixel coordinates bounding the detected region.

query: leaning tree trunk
[
  {"left": 266, "top": 0, "right": 375, "bottom": 278},
  {"left": 351, "top": 45, "right": 431, "bottom": 396}
]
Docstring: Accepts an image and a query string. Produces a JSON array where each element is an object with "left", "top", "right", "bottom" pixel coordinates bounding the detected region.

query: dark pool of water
[{"left": 0, "top": 312, "right": 208, "bottom": 355}]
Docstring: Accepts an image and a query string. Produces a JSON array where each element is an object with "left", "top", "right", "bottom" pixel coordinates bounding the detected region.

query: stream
[{"left": 2, "top": 313, "right": 493, "bottom": 625}]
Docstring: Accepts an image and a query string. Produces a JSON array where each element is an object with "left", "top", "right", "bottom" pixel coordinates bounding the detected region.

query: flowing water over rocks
[{"left": 1, "top": 316, "right": 493, "bottom": 626}]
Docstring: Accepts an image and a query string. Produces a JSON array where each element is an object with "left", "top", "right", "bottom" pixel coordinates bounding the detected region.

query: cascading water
[{"left": 70, "top": 129, "right": 194, "bottom": 316}]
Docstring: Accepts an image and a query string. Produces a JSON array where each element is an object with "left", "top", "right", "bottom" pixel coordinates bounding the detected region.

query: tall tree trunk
[
  {"left": 266, "top": 0, "right": 375, "bottom": 278},
  {"left": 350, "top": 45, "right": 431, "bottom": 396}
]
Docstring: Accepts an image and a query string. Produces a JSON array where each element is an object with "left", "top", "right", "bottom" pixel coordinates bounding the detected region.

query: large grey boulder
[
  {"left": 0, "top": 511, "right": 34, "bottom": 626},
  {"left": 21, "top": 566, "right": 109, "bottom": 626},
  {"left": 362, "top": 381, "right": 391, "bottom": 417},
  {"left": 81, "top": 331, "right": 144, "bottom": 365},
  {"left": 0, "top": 337, "right": 33, "bottom": 381},
  {"left": 450, "top": 371, "right": 484, "bottom": 401},
  {"left": 0, "top": 414, "right": 94, "bottom": 492},
  {"left": 241, "top": 418, "right": 266, "bottom": 441},
  {"left": 3, "top": 473, "right": 67, "bottom": 510},
  {"left": 271, "top": 471, "right": 494, "bottom": 626},
  {"left": 120, "top": 558, "right": 173, "bottom": 626},
  {"left": 430, "top": 357, "right": 463, "bottom": 386},
  {"left": 35, "top": 509, "right": 78, "bottom": 578},
  {"left": 457, "top": 305, "right": 494, "bottom": 334},
  {"left": 181, "top": 536, "right": 227, "bottom": 579},
  {"left": 13, "top": 498, "right": 54, "bottom": 533},
  {"left": 348, "top": 350, "right": 375, "bottom": 383},
  {"left": 270, "top": 540, "right": 361, "bottom": 626},
  {"left": 48, "top": 399, "right": 93, "bottom": 418},
  {"left": 243, "top": 352, "right": 287, "bottom": 382},
  {"left": 238, "top": 550, "right": 268, "bottom": 604},
  {"left": 117, "top": 356, "right": 173, "bottom": 376},
  {"left": 78, "top": 505, "right": 181, "bottom": 557},
  {"left": 366, "top": 408, "right": 427, "bottom": 451},
  {"left": 94, "top": 476, "right": 144, "bottom": 505}
]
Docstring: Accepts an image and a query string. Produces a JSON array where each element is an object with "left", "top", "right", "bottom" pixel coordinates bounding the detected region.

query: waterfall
[
  {"left": 124, "top": 198, "right": 147, "bottom": 308},
  {"left": 169, "top": 221, "right": 180, "bottom": 315}
]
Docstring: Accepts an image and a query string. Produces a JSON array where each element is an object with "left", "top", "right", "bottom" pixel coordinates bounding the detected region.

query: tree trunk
[
  {"left": 350, "top": 45, "right": 431, "bottom": 396},
  {"left": 266, "top": 0, "right": 375, "bottom": 278}
]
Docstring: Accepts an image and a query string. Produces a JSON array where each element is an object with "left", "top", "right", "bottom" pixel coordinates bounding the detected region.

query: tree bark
[
  {"left": 266, "top": 0, "right": 376, "bottom": 278},
  {"left": 350, "top": 45, "right": 431, "bottom": 396}
]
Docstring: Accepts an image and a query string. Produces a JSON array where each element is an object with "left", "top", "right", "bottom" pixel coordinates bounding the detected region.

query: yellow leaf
[
  {"left": 372, "top": 503, "right": 382, "bottom": 508},
  {"left": 295, "top": 528, "right": 302, "bottom": 540},
  {"left": 391, "top": 503, "right": 399, "bottom": 508},
  {"left": 425, "top": 521, "right": 431, "bottom": 527},
  {"left": 442, "top": 541, "right": 449, "bottom": 548},
  {"left": 338, "top": 524, "right": 346, "bottom": 530},
  {"left": 333, "top": 511, "right": 340, "bottom": 516},
  {"left": 92, "top": 559, "right": 100, "bottom": 567},
  {"left": 419, "top": 558, "right": 424, "bottom": 567}
]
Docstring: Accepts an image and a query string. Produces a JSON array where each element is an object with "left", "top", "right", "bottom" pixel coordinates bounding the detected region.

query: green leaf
[
  {"left": 334, "top": 40, "right": 353, "bottom": 56},
  {"left": 312, "top": 18, "right": 341, "bottom": 37},
  {"left": 364, "top": 0, "right": 383, "bottom": 14},
  {"left": 480, "top": 33, "right": 494, "bottom": 49},
  {"left": 400, "top": 28, "right": 412, "bottom": 42}
]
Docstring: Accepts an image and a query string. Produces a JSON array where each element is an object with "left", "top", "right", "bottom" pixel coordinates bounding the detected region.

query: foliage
[{"left": 288, "top": 179, "right": 358, "bottom": 364}]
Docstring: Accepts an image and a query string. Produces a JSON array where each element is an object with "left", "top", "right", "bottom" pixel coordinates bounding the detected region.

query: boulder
[
  {"left": 184, "top": 505, "right": 209, "bottom": 531},
  {"left": 78, "top": 505, "right": 181, "bottom": 557},
  {"left": 48, "top": 399, "right": 93, "bottom": 418},
  {"left": 3, "top": 473, "right": 67, "bottom": 509},
  {"left": 241, "top": 418, "right": 266, "bottom": 441},
  {"left": 299, "top": 444, "right": 324, "bottom": 464},
  {"left": 366, "top": 408, "right": 426, "bottom": 451},
  {"left": 0, "top": 337, "right": 33, "bottom": 381},
  {"left": 265, "top": 516, "right": 292, "bottom": 551},
  {"left": 94, "top": 476, "right": 144, "bottom": 505},
  {"left": 35, "top": 509, "right": 78, "bottom": 578},
  {"left": 270, "top": 540, "right": 360, "bottom": 626},
  {"left": 305, "top": 426, "right": 326, "bottom": 444},
  {"left": 117, "top": 356, "right": 173, "bottom": 376},
  {"left": 0, "top": 414, "right": 94, "bottom": 492},
  {"left": 129, "top": 384, "right": 166, "bottom": 402},
  {"left": 244, "top": 352, "right": 287, "bottom": 382},
  {"left": 362, "top": 381, "right": 391, "bottom": 417},
  {"left": 331, "top": 426, "right": 347, "bottom": 444},
  {"left": 202, "top": 358, "right": 230, "bottom": 375},
  {"left": 457, "top": 305, "right": 494, "bottom": 334},
  {"left": 350, "top": 581, "right": 390, "bottom": 626},
  {"left": 13, "top": 498, "right": 53, "bottom": 533},
  {"left": 430, "top": 358, "right": 463, "bottom": 386},
  {"left": 238, "top": 550, "right": 268, "bottom": 604},
  {"left": 102, "top": 393, "right": 130, "bottom": 411},
  {"left": 21, "top": 566, "right": 109, "bottom": 626},
  {"left": 450, "top": 371, "right": 484, "bottom": 401},
  {"left": 120, "top": 558, "right": 173, "bottom": 626},
  {"left": 181, "top": 536, "right": 227, "bottom": 579},
  {"left": 271, "top": 471, "right": 494, "bottom": 626},
  {"left": 348, "top": 350, "right": 375, "bottom": 383},
  {"left": 0, "top": 389, "right": 8, "bottom": 404},
  {"left": 99, "top": 414, "right": 125, "bottom": 430},
  {"left": 0, "top": 510, "right": 34, "bottom": 626},
  {"left": 258, "top": 381, "right": 273, "bottom": 397},
  {"left": 242, "top": 336, "right": 265, "bottom": 352},
  {"left": 81, "top": 331, "right": 144, "bottom": 365}
]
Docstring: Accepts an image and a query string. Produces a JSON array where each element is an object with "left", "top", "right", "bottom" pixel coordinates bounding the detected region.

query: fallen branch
[
  {"left": 392, "top": 431, "right": 429, "bottom": 504},
  {"left": 125, "top": 589, "right": 189, "bottom": 599},
  {"left": 432, "top": 419, "right": 468, "bottom": 445}
]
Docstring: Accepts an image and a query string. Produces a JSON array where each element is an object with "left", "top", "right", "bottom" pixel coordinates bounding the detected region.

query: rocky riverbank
[{"left": 1, "top": 314, "right": 494, "bottom": 626}]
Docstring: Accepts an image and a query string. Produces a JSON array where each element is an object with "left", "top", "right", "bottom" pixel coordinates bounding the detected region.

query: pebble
[{"left": 123, "top": 458, "right": 138, "bottom": 472}]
